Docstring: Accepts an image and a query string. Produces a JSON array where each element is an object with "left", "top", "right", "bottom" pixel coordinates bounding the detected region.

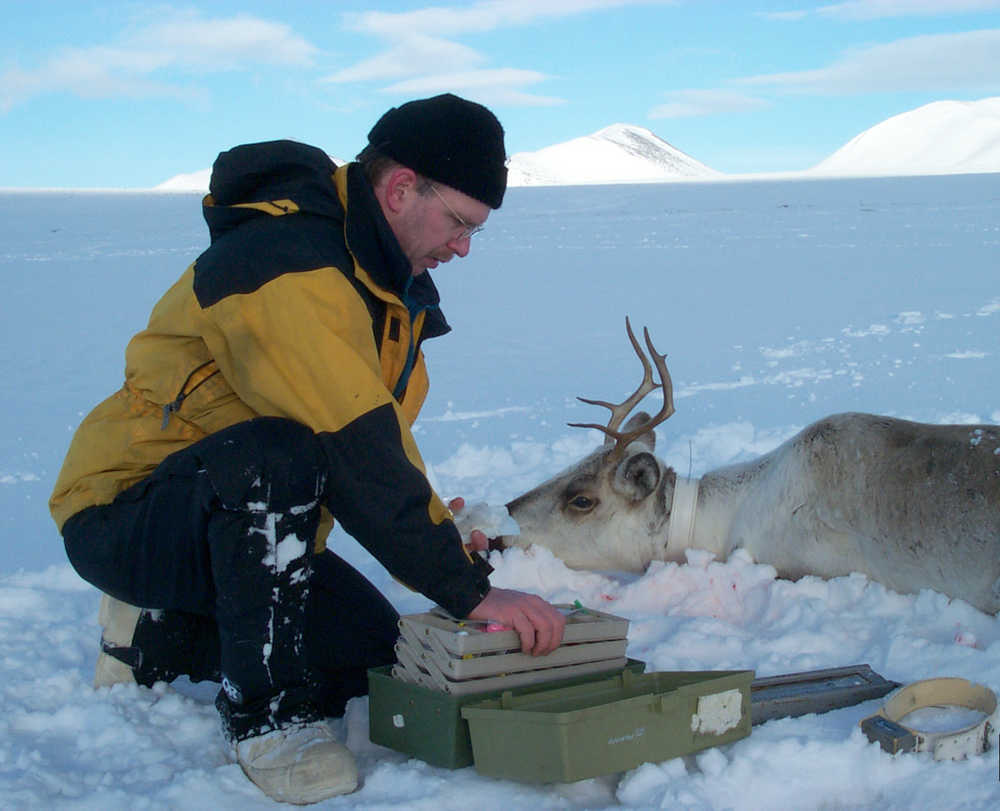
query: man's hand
[
  {"left": 467, "top": 588, "right": 567, "bottom": 656},
  {"left": 448, "top": 496, "right": 488, "bottom": 552}
]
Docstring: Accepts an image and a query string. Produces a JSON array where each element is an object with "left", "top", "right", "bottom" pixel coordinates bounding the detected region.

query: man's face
[{"left": 388, "top": 176, "right": 491, "bottom": 276}]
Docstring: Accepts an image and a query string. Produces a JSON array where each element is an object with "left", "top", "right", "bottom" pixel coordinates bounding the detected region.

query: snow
[
  {"left": 810, "top": 97, "right": 1000, "bottom": 177},
  {"left": 2, "top": 171, "right": 999, "bottom": 808}
]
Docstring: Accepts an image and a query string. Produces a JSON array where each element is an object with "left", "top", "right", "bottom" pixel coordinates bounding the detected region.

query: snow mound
[{"left": 810, "top": 97, "right": 1000, "bottom": 177}]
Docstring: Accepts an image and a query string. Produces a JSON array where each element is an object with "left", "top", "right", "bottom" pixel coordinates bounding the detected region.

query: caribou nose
[
  {"left": 488, "top": 535, "right": 508, "bottom": 551},
  {"left": 505, "top": 494, "right": 527, "bottom": 513}
]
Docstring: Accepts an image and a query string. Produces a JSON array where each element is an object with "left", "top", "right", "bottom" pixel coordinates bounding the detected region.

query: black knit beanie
[{"left": 367, "top": 93, "right": 508, "bottom": 209}]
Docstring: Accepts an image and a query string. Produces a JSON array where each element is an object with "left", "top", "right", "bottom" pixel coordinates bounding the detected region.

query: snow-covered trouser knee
[
  {"left": 62, "top": 417, "right": 391, "bottom": 740},
  {"left": 197, "top": 418, "right": 327, "bottom": 740}
]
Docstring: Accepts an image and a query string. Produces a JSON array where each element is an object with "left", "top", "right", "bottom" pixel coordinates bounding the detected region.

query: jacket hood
[
  {"left": 198, "top": 139, "right": 450, "bottom": 339},
  {"left": 203, "top": 140, "right": 343, "bottom": 244}
]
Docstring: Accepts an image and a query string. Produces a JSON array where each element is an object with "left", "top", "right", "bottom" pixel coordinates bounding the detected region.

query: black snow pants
[{"left": 62, "top": 417, "right": 399, "bottom": 741}]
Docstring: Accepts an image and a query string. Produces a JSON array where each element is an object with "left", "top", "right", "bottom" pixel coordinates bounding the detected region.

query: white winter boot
[
  {"left": 94, "top": 593, "right": 142, "bottom": 687},
  {"left": 236, "top": 722, "right": 359, "bottom": 804}
]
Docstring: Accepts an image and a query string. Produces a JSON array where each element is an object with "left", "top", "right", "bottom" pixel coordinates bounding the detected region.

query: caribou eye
[{"left": 567, "top": 494, "right": 597, "bottom": 512}]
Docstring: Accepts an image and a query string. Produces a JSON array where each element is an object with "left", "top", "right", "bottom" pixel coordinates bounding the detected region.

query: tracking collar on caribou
[{"left": 667, "top": 476, "right": 700, "bottom": 551}]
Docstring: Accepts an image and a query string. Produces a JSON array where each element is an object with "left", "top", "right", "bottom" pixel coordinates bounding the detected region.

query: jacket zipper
[{"left": 161, "top": 360, "right": 221, "bottom": 430}]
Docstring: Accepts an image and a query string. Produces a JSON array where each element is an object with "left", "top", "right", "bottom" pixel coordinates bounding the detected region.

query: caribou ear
[
  {"left": 613, "top": 451, "right": 660, "bottom": 502},
  {"left": 604, "top": 412, "right": 655, "bottom": 449},
  {"left": 617, "top": 412, "right": 656, "bottom": 451}
]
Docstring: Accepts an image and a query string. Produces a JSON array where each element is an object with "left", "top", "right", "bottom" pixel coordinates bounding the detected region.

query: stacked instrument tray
[{"left": 391, "top": 605, "right": 630, "bottom": 695}]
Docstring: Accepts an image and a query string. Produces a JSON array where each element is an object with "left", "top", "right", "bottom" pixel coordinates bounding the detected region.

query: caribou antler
[{"left": 569, "top": 317, "right": 675, "bottom": 460}]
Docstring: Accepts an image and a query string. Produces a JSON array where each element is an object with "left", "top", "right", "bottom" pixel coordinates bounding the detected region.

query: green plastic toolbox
[
  {"left": 460, "top": 668, "right": 754, "bottom": 783},
  {"left": 367, "top": 659, "right": 646, "bottom": 769}
]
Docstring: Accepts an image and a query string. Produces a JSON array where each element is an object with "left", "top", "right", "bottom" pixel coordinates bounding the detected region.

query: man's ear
[{"left": 382, "top": 167, "right": 418, "bottom": 214}]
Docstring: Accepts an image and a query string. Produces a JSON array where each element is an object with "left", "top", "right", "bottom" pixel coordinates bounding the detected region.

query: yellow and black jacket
[{"left": 50, "top": 140, "right": 490, "bottom": 617}]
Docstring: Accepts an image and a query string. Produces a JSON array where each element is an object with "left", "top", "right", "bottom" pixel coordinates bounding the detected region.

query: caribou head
[{"left": 500, "top": 319, "right": 687, "bottom": 572}]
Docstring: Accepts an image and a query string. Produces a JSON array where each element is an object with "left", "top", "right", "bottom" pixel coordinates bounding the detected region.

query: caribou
[{"left": 498, "top": 320, "right": 1000, "bottom": 614}]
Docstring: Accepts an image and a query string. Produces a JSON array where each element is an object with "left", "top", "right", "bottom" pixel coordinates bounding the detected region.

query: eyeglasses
[{"left": 429, "top": 183, "right": 484, "bottom": 239}]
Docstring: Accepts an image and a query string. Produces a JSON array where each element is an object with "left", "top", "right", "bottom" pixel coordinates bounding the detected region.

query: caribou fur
[{"left": 503, "top": 412, "right": 1000, "bottom": 614}]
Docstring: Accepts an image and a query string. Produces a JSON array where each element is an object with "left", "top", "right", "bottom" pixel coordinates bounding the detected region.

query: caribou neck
[
  {"left": 662, "top": 463, "right": 764, "bottom": 563},
  {"left": 666, "top": 476, "right": 700, "bottom": 551}
]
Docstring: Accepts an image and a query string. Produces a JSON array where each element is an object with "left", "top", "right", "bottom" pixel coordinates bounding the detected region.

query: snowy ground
[{"left": 2, "top": 173, "right": 998, "bottom": 808}]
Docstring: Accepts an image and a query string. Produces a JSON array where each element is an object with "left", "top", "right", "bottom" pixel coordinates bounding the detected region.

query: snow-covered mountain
[
  {"left": 506, "top": 123, "right": 720, "bottom": 185},
  {"left": 155, "top": 98, "right": 1000, "bottom": 191},
  {"left": 155, "top": 154, "right": 347, "bottom": 192},
  {"left": 155, "top": 167, "right": 212, "bottom": 192},
  {"left": 809, "top": 97, "right": 1000, "bottom": 177},
  {"left": 154, "top": 126, "right": 717, "bottom": 191}
]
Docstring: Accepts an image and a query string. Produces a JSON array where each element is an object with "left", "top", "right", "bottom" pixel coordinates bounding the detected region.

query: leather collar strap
[
  {"left": 860, "top": 677, "right": 997, "bottom": 760},
  {"left": 667, "top": 477, "right": 699, "bottom": 551}
]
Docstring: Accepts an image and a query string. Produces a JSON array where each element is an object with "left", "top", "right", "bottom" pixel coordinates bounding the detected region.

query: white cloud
[
  {"left": 757, "top": 10, "right": 810, "bottom": 20},
  {"left": 341, "top": 0, "right": 669, "bottom": 38},
  {"left": 762, "top": 1, "right": 1000, "bottom": 21},
  {"left": 0, "top": 11, "right": 317, "bottom": 112},
  {"left": 1, "top": 60, "right": 200, "bottom": 112},
  {"left": 817, "top": 0, "right": 1000, "bottom": 21},
  {"left": 737, "top": 29, "right": 1000, "bottom": 94},
  {"left": 323, "top": 35, "right": 486, "bottom": 84},
  {"left": 132, "top": 14, "right": 317, "bottom": 69},
  {"left": 649, "top": 89, "right": 771, "bottom": 119},
  {"left": 646, "top": 27, "right": 1000, "bottom": 121},
  {"left": 328, "top": 0, "right": 672, "bottom": 106},
  {"left": 2, "top": 46, "right": 199, "bottom": 111},
  {"left": 382, "top": 69, "right": 565, "bottom": 106}
]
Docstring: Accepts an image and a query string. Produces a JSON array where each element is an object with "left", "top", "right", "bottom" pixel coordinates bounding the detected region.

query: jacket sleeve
[
  {"left": 198, "top": 266, "right": 491, "bottom": 617},
  {"left": 320, "top": 400, "right": 493, "bottom": 616}
]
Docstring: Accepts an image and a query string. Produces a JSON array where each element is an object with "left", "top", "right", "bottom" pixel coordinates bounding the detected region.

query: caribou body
[{"left": 500, "top": 322, "right": 1000, "bottom": 614}]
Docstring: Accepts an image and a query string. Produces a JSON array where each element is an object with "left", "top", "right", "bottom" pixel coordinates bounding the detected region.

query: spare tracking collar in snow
[{"left": 860, "top": 677, "right": 997, "bottom": 760}]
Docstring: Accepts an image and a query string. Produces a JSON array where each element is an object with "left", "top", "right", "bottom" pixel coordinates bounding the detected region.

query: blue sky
[{"left": 2, "top": 1, "right": 999, "bottom": 188}]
